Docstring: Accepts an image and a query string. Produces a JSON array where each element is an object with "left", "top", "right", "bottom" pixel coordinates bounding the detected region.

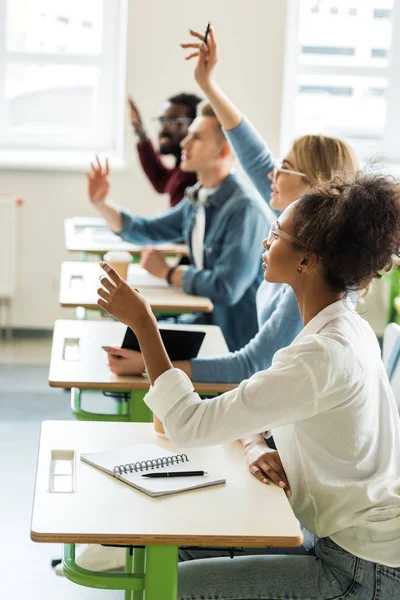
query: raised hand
[
  {"left": 127, "top": 96, "right": 146, "bottom": 138},
  {"left": 180, "top": 27, "right": 218, "bottom": 90},
  {"left": 245, "top": 445, "right": 291, "bottom": 497},
  {"left": 86, "top": 157, "right": 110, "bottom": 205},
  {"left": 97, "top": 262, "right": 155, "bottom": 332}
]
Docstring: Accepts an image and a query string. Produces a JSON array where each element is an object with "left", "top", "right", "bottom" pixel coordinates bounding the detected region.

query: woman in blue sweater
[{"left": 107, "top": 28, "right": 358, "bottom": 388}]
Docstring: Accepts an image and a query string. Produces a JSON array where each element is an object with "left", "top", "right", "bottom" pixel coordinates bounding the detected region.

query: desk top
[
  {"left": 59, "top": 261, "right": 213, "bottom": 313},
  {"left": 31, "top": 421, "right": 303, "bottom": 547},
  {"left": 49, "top": 320, "right": 236, "bottom": 394},
  {"left": 65, "top": 217, "right": 188, "bottom": 257}
]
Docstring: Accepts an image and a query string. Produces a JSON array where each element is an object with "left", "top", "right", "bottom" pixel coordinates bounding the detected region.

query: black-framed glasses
[
  {"left": 267, "top": 220, "right": 306, "bottom": 248},
  {"left": 152, "top": 116, "right": 193, "bottom": 128}
]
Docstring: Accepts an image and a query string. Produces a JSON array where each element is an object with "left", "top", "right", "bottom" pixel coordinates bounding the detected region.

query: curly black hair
[
  {"left": 167, "top": 93, "right": 202, "bottom": 121},
  {"left": 291, "top": 172, "right": 400, "bottom": 294}
]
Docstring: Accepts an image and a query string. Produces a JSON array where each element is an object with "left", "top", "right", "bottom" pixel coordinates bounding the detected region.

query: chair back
[{"left": 383, "top": 323, "right": 400, "bottom": 413}]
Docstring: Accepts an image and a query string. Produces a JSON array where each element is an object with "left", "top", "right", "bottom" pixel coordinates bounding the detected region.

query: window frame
[
  {"left": 280, "top": 0, "right": 400, "bottom": 166},
  {"left": 0, "top": 0, "right": 128, "bottom": 171}
]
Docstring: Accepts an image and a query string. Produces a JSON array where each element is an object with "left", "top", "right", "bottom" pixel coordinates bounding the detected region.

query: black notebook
[
  {"left": 81, "top": 443, "right": 226, "bottom": 497},
  {"left": 121, "top": 327, "right": 206, "bottom": 361}
]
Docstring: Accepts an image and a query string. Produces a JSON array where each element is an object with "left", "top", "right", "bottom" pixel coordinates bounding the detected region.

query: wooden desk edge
[
  {"left": 31, "top": 530, "right": 304, "bottom": 548},
  {"left": 48, "top": 379, "right": 237, "bottom": 394},
  {"left": 66, "top": 247, "right": 189, "bottom": 257},
  {"left": 59, "top": 301, "right": 214, "bottom": 313}
]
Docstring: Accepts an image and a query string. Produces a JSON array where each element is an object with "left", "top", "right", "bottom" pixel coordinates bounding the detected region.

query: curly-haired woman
[{"left": 98, "top": 170, "right": 400, "bottom": 599}]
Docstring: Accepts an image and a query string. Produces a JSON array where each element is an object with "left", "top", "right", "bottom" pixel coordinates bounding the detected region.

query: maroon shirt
[{"left": 137, "top": 139, "right": 197, "bottom": 208}]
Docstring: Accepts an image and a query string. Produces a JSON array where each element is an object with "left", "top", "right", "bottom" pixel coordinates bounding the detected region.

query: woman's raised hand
[
  {"left": 180, "top": 28, "right": 218, "bottom": 90},
  {"left": 97, "top": 262, "right": 155, "bottom": 332}
]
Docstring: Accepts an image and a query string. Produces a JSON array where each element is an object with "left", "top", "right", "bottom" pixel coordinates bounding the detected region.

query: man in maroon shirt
[{"left": 128, "top": 93, "right": 202, "bottom": 208}]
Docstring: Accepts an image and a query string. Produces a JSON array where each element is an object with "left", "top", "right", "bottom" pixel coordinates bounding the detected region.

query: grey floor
[{"left": 0, "top": 362, "right": 123, "bottom": 599}]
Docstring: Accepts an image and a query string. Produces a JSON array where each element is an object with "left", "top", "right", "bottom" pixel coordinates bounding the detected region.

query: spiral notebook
[{"left": 80, "top": 443, "right": 226, "bottom": 497}]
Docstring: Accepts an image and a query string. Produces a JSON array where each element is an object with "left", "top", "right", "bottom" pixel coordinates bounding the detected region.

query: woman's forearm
[
  {"left": 201, "top": 81, "right": 242, "bottom": 131},
  {"left": 134, "top": 316, "right": 173, "bottom": 385}
]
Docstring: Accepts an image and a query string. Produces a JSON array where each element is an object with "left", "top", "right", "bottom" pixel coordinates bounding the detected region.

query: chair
[{"left": 382, "top": 323, "right": 400, "bottom": 413}]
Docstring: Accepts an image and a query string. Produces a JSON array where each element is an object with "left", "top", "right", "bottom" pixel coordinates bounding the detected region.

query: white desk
[
  {"left": 65, "top": 217, "right": 188, "bottom": 257},
  {"left": 31, "top": 421, "right": 303, "bottom": 547},
  {"left": 59, "top": 261, "right": 213, "bottom": 314},
  {"left": 49, "top": 320, "right": 235, "bottom": 394}
]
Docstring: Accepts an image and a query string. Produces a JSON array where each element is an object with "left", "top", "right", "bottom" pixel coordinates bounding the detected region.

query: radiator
[{"left": 0, "top": 196, "right": 19, "bottom": 298}]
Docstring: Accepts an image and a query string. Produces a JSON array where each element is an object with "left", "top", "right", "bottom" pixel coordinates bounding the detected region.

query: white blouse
[{"left": 144, "top": 300, "right": 400, "bottom": 567}]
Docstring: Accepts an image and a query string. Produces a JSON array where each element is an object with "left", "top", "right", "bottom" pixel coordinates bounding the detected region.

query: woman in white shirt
[{"left": 97, "top": 172, "right": 400, "bottom": 599}]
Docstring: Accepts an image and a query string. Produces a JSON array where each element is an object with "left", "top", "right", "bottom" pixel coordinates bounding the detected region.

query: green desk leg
[
  {"left": 144, "top": 546, "right": 178, "bottom": 600},
  {"left": 128, "top": 390, "right": 153, "bottom": 422},
  {"left": 125, "top": 547, "right": 145, "bottom": 600},
  {"left": 70, "top": 389, "right": 152, "bottom": 422},
  {"left": 71, "top": 388, "right": 129, "bottom": 422},
  {"left": 133, "top": 547, "right": 145, "bottom": 600},
  {"left": 63, "top": 543, "right": 144, "bottom": 592}
]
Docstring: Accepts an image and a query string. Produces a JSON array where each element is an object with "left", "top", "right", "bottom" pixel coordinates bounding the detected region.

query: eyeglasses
[
  {"left": 267, "top": 220, "right": 306, "bottom": 248},
  {"left": 272, "top": 159, "right": 306, "bottom": 182},
  {"left": 152, "top": 117, "right": 193, "bottom": 128}
]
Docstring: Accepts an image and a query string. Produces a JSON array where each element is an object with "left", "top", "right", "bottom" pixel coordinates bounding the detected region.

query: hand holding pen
[{"left": 180, "top": 22, "right": 219, "bottom": 90}]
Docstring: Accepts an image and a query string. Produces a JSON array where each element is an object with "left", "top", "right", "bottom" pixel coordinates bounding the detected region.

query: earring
[{"left": 297, "top": 267, "right": 302, "bottom": 273}]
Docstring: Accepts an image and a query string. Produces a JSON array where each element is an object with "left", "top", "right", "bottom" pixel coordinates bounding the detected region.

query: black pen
[
  {"left": 204, "top": 22, "right": 211, "bottom": 44},
  {"left": 142, "top": 471, "right": 207, "bottom": 478}
]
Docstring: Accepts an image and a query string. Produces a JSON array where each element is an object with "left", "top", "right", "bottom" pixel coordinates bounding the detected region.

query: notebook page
[
  {"left": 119, "top": 468, "right": 225, "bottom": 497},
  {"left": 80, "top": 443, "right": 181, "bottom": 476},
  {"left": 80, "top": 443, "right": 225, "bottom": 497}
]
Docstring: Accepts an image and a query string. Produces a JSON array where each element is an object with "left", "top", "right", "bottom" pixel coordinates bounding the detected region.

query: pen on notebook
[
  {"left": 142, "top": 471, "right": 207, "bottom": 478},
  {"left": 204, "top": 21, "right": 211, "bottom": 44}
]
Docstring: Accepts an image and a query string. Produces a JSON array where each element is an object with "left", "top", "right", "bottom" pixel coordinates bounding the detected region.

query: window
[
  {"left": 301, "top": 46, "right": 355, "bottom": 56},
  {"left": 0, "top": 0, "right": 128, "bottom": 169},
  {"left": 299, "top": 85, "right": 353, "bottom": 96},
  {"left": 282, "top": 0, "right": 400, "bottom": 163},
  {"left": 371, "top": 48, "right": 388, "bottom": 58},
  {"left": 374, "top": 8, "right": 391, "bottom": 18}
]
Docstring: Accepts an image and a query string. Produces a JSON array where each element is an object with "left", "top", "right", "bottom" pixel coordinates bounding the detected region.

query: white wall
[{"left": 0, "top": 0, "right": 288, "bottom": 329}]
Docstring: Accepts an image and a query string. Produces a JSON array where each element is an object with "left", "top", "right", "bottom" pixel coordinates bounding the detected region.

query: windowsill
[{"left": 0, "top": 150, "right": 127, "bottom": 172}]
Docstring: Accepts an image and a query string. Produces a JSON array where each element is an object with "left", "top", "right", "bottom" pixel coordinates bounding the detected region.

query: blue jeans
[{"left": 178, "top": 537, "right": 400, "bottom": 599}]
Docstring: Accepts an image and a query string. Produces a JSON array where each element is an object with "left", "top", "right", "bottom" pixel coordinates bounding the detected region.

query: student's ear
[
  {"left": 300, "top": 252, "right": 319, "bottom": 272},
  {"left": 218, "top": 142, "right": 231, "bottom": 160}
]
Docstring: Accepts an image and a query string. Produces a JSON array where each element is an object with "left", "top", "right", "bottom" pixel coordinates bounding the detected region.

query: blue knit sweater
[{"left": 191, "top": 117, "right": 304, "bottom": 383}]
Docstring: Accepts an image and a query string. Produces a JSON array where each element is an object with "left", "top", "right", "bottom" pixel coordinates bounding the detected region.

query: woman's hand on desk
[
  {"left": 107, "top": 348, "right": 145, "bottom": 376},
  {"left": 244, "top": 443, "right": 291, "bottom": 498}
]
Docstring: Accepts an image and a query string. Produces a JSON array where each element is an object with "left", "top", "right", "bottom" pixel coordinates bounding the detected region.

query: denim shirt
[{"left": 119, "top": 172, "right": 270, "bottom": 351}]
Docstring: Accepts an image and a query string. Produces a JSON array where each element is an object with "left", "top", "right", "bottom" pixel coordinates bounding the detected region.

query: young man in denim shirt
[{"left": 87, "top": 102, "right": 270, "bottom": 352}]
